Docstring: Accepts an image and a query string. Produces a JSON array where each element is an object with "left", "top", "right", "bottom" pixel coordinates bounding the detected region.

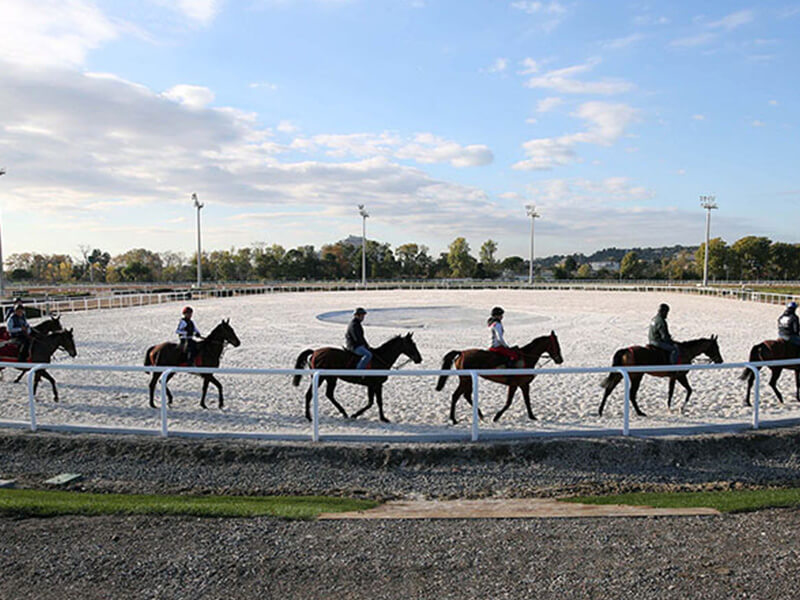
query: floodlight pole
[
  {"left": 700, "top": 195, "right": 718, "bottom": 287},
  {"left": 193, "top": 193, "right": 204, "bottom": 288},
  {"left": 358, "top": 204, "right": 369, "bottom": 286},
  {"left": 526, "top": 204, "right": 540, "bottom": 284},
  {"left": 0, "top": 168, "right": 5, "bottom": 299}
]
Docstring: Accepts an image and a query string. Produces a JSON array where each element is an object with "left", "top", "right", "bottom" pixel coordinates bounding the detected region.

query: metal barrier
[{"left": 2, "top": 358, "right": 799, "bottom": 443}]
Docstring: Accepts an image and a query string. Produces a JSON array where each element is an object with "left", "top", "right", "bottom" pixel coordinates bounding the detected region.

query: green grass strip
[
  {"left": 0, "top": 489, "right": 377, "bottom": 520},
  {"left": 563, "top": 488, "right": 800, "bottom": 514}
]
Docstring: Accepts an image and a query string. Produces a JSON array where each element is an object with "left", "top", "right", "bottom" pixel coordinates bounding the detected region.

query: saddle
[
  {"left": 177, "top": 354, "right": 203, "bottom": 368},
  {"left": 776, "top": 339, "right": 800, "bottom": 359},
  {"left": 344, "top": 350, "right": 372, "bottom": 370},
  {"left": 644, "top": 345, "right": 680, "bottom": 365}
]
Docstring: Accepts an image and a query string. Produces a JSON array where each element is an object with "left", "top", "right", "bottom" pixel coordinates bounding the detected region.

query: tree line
[{"left": 4, "top": 235, "right": 799, "bottom": 284}]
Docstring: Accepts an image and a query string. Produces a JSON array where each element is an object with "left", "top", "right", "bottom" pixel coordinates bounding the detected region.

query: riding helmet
[
  {"left": 182, "top": 306, "right": 193, "bottom": 315},
  {"left": 491, "top": 306, "right": 504, "bottom": 317},
  {"left": 659, "top": 303, "right": 670, "bottom": 313},
  {"left": 788, "top": 301, "right": 798, "bottom": 311},
  {"left": 354, "top": 307, "right": 367, "bottom": 315}
]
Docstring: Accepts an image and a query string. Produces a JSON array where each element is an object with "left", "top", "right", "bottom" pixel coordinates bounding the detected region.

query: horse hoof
[
  {"left": 380, "top": 417, "right": 390, "bottom": 423},
  {"left": 492, "top": 415, "right": 501, "bottom": 423}
]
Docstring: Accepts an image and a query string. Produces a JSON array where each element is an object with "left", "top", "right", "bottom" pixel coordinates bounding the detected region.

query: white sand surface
[{"left": 0, "top": 289, "right": 795, "bottom": 438}]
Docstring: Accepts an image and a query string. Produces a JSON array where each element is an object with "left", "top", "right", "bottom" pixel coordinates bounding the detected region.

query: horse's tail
[
  {"left": 144, "top": 345, "right": 155, "bottom": 374},
  {"left": 600, "top": 348, "right": 629, "bottom": 389},
  {"left": 435, "top": 350, "right": 461, "bottom": 391},
  {"left": 740, "top": 343, "right": 767, "bottom": 380},
  {"left": 292, "top": 349, "right": 314, "bottom": 387}
]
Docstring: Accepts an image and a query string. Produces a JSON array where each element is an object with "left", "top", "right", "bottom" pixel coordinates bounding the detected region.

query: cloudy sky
[{"left": 0, "top": 0, "right": 798, "bottom": 260}]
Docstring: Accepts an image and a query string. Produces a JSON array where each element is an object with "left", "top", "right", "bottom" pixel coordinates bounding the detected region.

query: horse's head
[
  {"left": 547, "top": 330, "right": 564, "bottom": 364},
  {"left": 704, "top": 334, "right": 723, "bottom": 364},
  {"left": 37, "top": 314, "right": 62, "bottom": 334},
  {"left": 401, "top": 332, "right": 423, "bottom": 364},
  {"left": 218, "top": 318, "right": 241, "bottom": 347},
  {"left": 56, "top": 328, "right": 77, "bottom": 358}
]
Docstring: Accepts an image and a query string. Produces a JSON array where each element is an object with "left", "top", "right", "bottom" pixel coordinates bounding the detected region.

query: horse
[
  {"left": 0, "top": 314, "right": 65, "bottom": 382},
  {"left": 435, "top": 332, "right": 564, "bottom": 424},
  {"left": 0, "top": 329, "right": 78, "bottom": 401},
  {"left": 292, "top": 333, "right": 423, "bottom": 423},
  {"left": 144, "top": 319, "right": 241, "bottom": 409},
  {"left": 739, "top": 340, "right": 800, "bottom": 406},
  {"left": 598, "top": 336, "right": 723, "bottom": 417}
]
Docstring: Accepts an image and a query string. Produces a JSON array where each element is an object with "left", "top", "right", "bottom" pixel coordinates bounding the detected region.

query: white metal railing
[{"left": 3, "top": 358, "right": 800, "bottom": 442}]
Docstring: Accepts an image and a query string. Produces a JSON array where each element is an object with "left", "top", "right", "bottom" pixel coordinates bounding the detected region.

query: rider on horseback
[
  {"left": 176, "top": 306, "right": 203, "bottom": 364},
  {"left": 346, "top": 307, "right": 371, "bottom": 369},
  {"left": 649, "top": 303, "right": 679, "bottom": 364},
  {"left": 778, "top": 301, "right": 800, "bottom": 353},
  {"left": 487, "top": 306, "right": 521, "bottom": 367},
  {"left": 6, "top": 303, "right": 32, "bottom": 362}
]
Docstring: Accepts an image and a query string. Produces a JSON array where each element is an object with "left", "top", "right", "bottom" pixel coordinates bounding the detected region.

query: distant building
[
  {"left": 589, "top": 261, "right": 620, "bottom": 272},
  {"left": 341, "top": 235, "right": 363, "bottom": 247}
]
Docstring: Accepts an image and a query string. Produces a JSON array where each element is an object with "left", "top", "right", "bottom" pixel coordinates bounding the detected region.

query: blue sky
[{"left": 0, "top": 0, "right": 798, "bottom": 261}]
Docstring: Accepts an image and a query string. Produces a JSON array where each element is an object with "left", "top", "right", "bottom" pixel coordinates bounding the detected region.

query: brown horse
[
  {"left": 599, "top": 336, "right": 723, "bottom": 417},
  {"left": 0, "top": 329, "right": 78, "bottom": 401},
  {"left": 435, "top": 332, "right": 563, "bottom": 424},
  {"left": 292, "top": 333, "right": 423, "bottom": 423},
  {"left": 740, "top": 340, "right": 800, "bottom": 406},
  {"left": 145, "top": 319, "right": 241, "bottom": 409}
]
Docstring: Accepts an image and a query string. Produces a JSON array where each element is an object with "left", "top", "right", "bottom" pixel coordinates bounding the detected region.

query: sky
[{"left": 0, "top": 0, "right": 798, "bottom": 261}]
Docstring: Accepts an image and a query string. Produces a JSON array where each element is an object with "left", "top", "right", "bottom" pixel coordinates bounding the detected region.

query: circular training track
[{"left": 0, "top": 288, "right": 797, "bottom": 440}]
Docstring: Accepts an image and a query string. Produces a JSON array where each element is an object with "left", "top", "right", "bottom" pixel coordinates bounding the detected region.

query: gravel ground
[{"left": 4, "top": 427, "right": 800, "bottom": 598}]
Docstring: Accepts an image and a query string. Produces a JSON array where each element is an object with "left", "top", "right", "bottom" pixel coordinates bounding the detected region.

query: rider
[
  {"left": 649, "top": 303, "right": 679, "bottom": 364},
  {"left": 176, "top": 306, "right": 203, "bottom": 363},
  {"left": 6, "top": 303, "right": 32, "bottom": 361},
  {"left": 345, "top": 307, "right": 372, "bottom": 369},
  {"left": 778, "top": 301, "right": 800, "bottom": 352},
  {"left": 487, "top": 306, "right": 520, "bottom": 366}
]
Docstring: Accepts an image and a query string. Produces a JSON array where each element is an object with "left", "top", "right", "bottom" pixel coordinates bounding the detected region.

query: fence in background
[{"left": 2, "top": 358, "right": 799, "bottom": 443}]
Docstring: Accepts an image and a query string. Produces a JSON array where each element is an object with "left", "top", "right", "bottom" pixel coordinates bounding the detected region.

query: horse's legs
[
  {"left": 676, "top": 373, "right": 692, "bottom": 411},
  {"left": 13, "top": 369, "right": 26, "bottom": 383},
  {"left": 743, "top": 370, "right": 754, "bottom": 407},
  {"left": 201, "top": 374, "right": 224, "bottom": 409},
  {"left": 148, "top": 373, "right": 160, "bottom": 408},
  {"left": 521, "top": 383, "right": 536, "bottom": 421},
  {"left": 324, "top": 378, "right": 349, "bottom": 418},
  {"left": 304, "top": 382, "right": 314, "bottom": 421},
  {"left": 38, "top": 370, "right": 59, "bottom": 402},
  {"left": 493, "top": 384, "right": 517, "bottom": 422},
  {"left": 449, "top": 377, "right": 470, "bottom": 424},
  {"left": 201, "top": 376, "right": 211, "bottom": 409},
  {"left": 375, "top": 385, "right": 390, "bottom": 423},
  {"left": 667, "top": 377, "right": 677, "bottom": 409},
  {"left": 629, "top": 374, "right": 646, "bottom": 417},
  {"left": 462, "top": 379, "right": 484, "bottom": 420},
  {"left": 795, "top": 369, "right": 800, "bottom": 403},
  {"left": 599, "top": 373, "right": 622, "bottom": 416},
  {"left": 769, "top": 368, "right": 784, "bottom": 403}
]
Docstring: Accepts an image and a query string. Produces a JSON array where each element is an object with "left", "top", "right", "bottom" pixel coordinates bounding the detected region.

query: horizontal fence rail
[{"left": 2, "top": 358, "right": 799, "bottom": 443}]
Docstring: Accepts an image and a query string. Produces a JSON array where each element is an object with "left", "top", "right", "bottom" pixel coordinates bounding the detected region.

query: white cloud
[
  {"left": 0, "top": 0, "right": 117, "bottom": 68},
  {"left": 518, "top": 57, "right": 540, "bottom": 75},
  {"left": 163, "top": 84, "right": 216, "bottom": 109},
  {"left": 277, "top": 120, "right": 298, "bottom": 133},
  {"left": 768, "top": 99, "right": 779, "bottom": 106},
  {"left": 524, "top": 58, "right": 635, "bottom": 95},
  {"left": 152, "top": 0, "right": 223, "bottom": 25},
  {"left": 670, "top": 32, "right": 717, "bottom": 47},
  {"left": 671, "top": 9, "right": 754, "bottom": 48},
  {"left": 536, "top": 97, "right": 563, "bottom": 112},
  {"left": 249, "top": 81, "right": 278, "bottom": 90},
  {"left": 484, "top": 58, "right": 508, "bottom": 73},
  {"left": 603, "top": 33, "right": 645, "bottom": 49},
  {"left": 510, "top": 1, "right": 568, "bottom": 31},
  {"left": 513, "top": 101, "right": 640, "bottom": 170},
  {"left": 752, "top": 120, "right": 765, "bottom": 127},
  {"left": 692, "top": 114, "right": 706, "bottom": 120},
  {"left": 708, "top": 10, "right": 754, "bottom": 31}
]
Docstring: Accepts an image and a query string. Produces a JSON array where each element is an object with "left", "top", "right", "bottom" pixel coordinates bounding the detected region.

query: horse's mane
[{"left": 678, "top": 337, "right": 714, "bottom": 346}]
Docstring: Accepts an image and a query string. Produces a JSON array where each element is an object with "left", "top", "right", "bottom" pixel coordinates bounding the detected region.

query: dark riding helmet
[
  {"left": 659, "top": 303, "right": 670, "bottom": 314},
  {"left": 354, "top": 307, "right": 367, "bottom": 315},
  {"left": 13, "top": 303, "right": 24, "bottom": 311},
  {"left": 787, "top": 301, "right": 798, "bottom": 311},
  {"left": 182, "top": 306, "right": 193, "bottom": 315},
  {"left": 491, "top": 306, "right": 505, "bottom": 317}
]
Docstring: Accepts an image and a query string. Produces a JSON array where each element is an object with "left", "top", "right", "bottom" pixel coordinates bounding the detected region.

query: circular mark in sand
[{"left": 316, "top": 306, "right": 550, "bottom": 329}]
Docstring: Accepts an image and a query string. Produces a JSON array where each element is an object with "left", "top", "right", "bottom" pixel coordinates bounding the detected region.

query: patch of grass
[
  {"left": 563, "top": 488, "right": 800, "bottom": 514},
  {"left": 0, "top": 489, "right": 377, "bottom": 520}
]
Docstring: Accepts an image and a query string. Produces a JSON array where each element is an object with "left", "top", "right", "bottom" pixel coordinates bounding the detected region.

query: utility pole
[
  {"left": 525, "top": 204, "right": 540, "bottom": 284},
  {"left": 0, "top": 168, "right": 6, "bottom": 299},
  {"left": 358, "top": 204, "right": 369, "bottom": 286},
  {"left": 193, "top": 193, "right": 204, "bottom": 288},
  {"left": 700, "top": 195, "right": 718, "bottom": 287}
]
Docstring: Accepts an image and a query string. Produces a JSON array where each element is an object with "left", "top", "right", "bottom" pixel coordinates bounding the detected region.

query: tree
[
  {"left": 694, "top": 237, "right": 729, "bottom": 281},
  {"left": 446, "top": 237, "right": 476, "bottom": 278},
  {"left": 500, "top": 256, "right": 526, "bottom": 275},
  {"left": 479, "top": 239, "right": 499, "bottom": 278},
  {"left": 768, "top": 242, "right": 800, "bottom": 280},
  {"left": 731, "top": 236, "right": 771, "bottom": 279},
  {"left": 254, "top": 244, "right": 286, "bottom": 280},
  {"left": 576, "top": 264, "right": 592, "bottom": 278},
  {"left": 563, "top": 255, "right": 578, "bottom": 276},
  {"left": 619, "top": 251, "right": 643, "bottom": 279}
]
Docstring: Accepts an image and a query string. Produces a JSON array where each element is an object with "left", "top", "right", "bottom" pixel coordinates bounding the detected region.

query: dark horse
[
  {"left": 145, "top": 319, "right": 241, "bottom": 409},
  {"left": 292, "top": 333, "right": 423, "bottom": 423},
  {"left": 0, "top": 314, "right": 68, "bottom": 382},
  {"left": 599, "top": 336, "right": 723, "bottom": 417},
  {"left": 0, "top": 329, "right": 78, "bottom": 401},
  {"left": 435, "top": 332, "right": 564, "bottom": 424},
  {"left": 740, "top": 340, "right": 800, "bottom": 406}
]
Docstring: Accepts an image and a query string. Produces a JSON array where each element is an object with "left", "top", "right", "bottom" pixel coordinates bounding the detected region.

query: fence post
[
  {"left": 749, "top": 365, "right": 761, "bottom": 430},
  {"left": 26, "top": 365, "right": 43, "bottom": 432},
  {"left": 159, "top": 369, "right": 174, "bottom": 437},
  {"left": 620, "top": 369, "right": 631, "bottom": 436},
  {"left": 312, "top": 371, "right": 321, "bottom": 442},
  {"left": 470, "top": 371, "right": 480, "bottom": 442}
]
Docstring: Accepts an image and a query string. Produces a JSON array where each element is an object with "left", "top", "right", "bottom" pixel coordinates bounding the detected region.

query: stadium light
[
  {"left": 700, "top": 195, "right": 718, "bottom": 287},
  {"left": 525, "top": 204, "right": 540, "bottom": 284},
  {"left": 193, "top": 193, "right": 204, "bottom": 288},
  {"left": 358, "top": 204, "right": 369, "bottom": 286},
  {"left": 0, "top": 168, "right": 5, "bottom": 298}
]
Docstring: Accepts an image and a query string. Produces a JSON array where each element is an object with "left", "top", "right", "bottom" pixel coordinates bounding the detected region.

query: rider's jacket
[
  {"left": 778, "top": 310, "right": 800, "bottom": 339},
  {"left": 345, "top": 318, "right": 367, "bottom": 351},
  {"left": 176, "top": 318, "right": 201, "bottom": 340},
  {"left": 489, "top": 320, "right": 509, "bottom": 348},
  {"left": 648, "top": 313, "right": 673, "bottom": 345},
  {"left": 6, "top": 313, "right": 29, "bottom": 337}
]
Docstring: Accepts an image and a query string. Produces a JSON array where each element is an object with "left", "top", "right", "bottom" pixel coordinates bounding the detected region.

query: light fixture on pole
[
  {"left": 192, "top": 193, "right": 204, "bottom": 288},
  {"left": 358, "top": 204, "right": 369, "bottom": 286},
  {"left": 525, "top": 204, "right": 540, "bottom": 284},
  {"left": 0, "top": 167, "right": 5, "bottom": 299},
  {"left": 700, "top": 195, "right": 718, "bottom": 287}
]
